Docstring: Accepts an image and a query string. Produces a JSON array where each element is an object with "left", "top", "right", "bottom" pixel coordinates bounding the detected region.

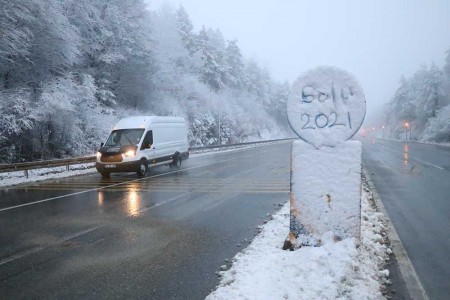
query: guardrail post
[
  {"left": 66, "top": 164, "right": 70, "bottom": 172},
  {"left": 24, "top": 169, "right": 29, "bottom": 179}
]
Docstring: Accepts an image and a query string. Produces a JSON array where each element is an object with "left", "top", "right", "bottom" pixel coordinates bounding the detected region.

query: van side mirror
[
  {"left": 141, "top": 143, "right": 151, "bottom": 150},
  {"left": 101, "top": 142, "right": 104, "bottom": 147}
]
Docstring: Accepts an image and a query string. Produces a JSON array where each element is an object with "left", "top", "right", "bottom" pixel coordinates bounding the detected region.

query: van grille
[{"left": 100, "top": 154, "right": 123, "bottom": 162}]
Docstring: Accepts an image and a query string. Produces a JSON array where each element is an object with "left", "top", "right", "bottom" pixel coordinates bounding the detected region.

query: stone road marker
[{"left": 285, "top": 66, "right": 366, "bottom": 249}]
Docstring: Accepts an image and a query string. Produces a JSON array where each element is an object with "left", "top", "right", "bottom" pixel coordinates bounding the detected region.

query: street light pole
[
  {"left": 218, "top": 108, "right": 221, "bottom": 146},
  {"left": 409, "top": 123, "right": 412, "bottom": 140},
  {"left": 217, "top": 99, "right": 221, "bottom": 146},
  {"left": 404, "top": 122, "right": 409, "bottom": 141}
]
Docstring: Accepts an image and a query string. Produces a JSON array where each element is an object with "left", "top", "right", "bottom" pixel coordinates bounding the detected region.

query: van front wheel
[
  {"left": 171, "top": 155, "right": 182, "bottom": 169},
  {"left": 101, "top": 172, "right": 110, "bottom": 178},
  {"left": 137, "top": 159, "right": 148, "bottom": 177}
]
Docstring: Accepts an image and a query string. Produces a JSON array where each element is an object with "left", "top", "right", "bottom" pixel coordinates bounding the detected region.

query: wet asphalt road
[
  {"left": 0, "top": 142, "right": 291, "bottom": 299},
  {"left": 362, "top": 138, "right": 450, "bottom": 300}
]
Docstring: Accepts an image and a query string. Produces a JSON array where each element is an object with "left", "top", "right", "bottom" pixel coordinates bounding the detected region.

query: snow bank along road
[
  {"left": 0, "top": 142, "right": 291, "bottom": 299},
  {"left": 362, "top": 138, "right": 450, "bottom": 300}
]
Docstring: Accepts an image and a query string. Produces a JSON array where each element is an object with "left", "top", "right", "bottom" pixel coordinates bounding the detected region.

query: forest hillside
[
  {"left": 384, "top": 51, "right": 450, "bottom": 142},
  {"left": 0, "top": 1, "right": 291, "bottom": 163}
]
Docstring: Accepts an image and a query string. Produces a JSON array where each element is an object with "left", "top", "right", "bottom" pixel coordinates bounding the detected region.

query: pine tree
[
  {"left": 224, "top": 40, "right": 247, "bottom": 89},
  {"left": 176, "top": 5, "right": 197, "bottom": 55},
  {"left": 197, "top": 26, "right": 226, "bottom": 92},
  {"left": 445, "top": 48, "right": 450, "bottom": 79}
]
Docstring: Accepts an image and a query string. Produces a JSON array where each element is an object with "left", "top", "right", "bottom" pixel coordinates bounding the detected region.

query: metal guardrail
[
  {"left": 0, "top": 138, "right": 296, "bottom": 178},
  {"left": 189, "top": 138, "right": 296, "bottom": 152}
]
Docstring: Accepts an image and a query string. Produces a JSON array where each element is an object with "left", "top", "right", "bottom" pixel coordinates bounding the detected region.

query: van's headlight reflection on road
[
  {"left": 98, "top": 191, "right": 104, "bottom": 206},
  {"left": 127, "top": 190, "right": 141, "bottom": 217},
  {"left": 97, "top": 185, "right": 141, "bottom": 216}
]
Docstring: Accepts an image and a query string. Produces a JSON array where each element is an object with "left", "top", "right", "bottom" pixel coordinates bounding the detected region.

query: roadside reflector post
[{"left": 284, "top": 66, "right": 366, "bottom": 249}]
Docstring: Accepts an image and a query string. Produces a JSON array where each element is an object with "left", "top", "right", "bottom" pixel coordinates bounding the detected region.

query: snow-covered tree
[
  {"left": 0, "top": 0, "right": 35, "bottom": 66},
  {"left": 197, "top": 26, "right": 227, "bottom": 92},
  {"left": 445, "top": 48, "right": 450, "bottom": 80},
  {"left": 225, "top": 40, "right": 247, "bottom": 89},
  {"left": 422, "top": 105, "right": 450, "bottom": 142},
  {"left": 385, "top": 64, "right": 449, "bottom": 141},
  {"left": 176, "top": 5, "right": 197, "bottom": 55},
  {"left": 0, "top": 1, "right": 290, "bottom": 163}
]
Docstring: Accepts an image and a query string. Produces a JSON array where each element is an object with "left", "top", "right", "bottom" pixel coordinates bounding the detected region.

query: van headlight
[
  {"left": 124, "top": 150, "right": 136, "bottom": 157},
  {"left": 96, "top": 152, "right": 102, "bottom": 159}
]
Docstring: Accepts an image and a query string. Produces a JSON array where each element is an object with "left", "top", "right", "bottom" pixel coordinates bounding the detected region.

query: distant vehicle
[{"left": 96, "top": 116, "right": 189, "bottom": 178}]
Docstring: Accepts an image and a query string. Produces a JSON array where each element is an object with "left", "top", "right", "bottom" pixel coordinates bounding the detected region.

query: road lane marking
[
  {"left": 9, "top": 178, "right": 289, "bottom": 188},
  {"left": 0, "top": 226, "right": 100, "bottom": 266},
  {"left": 0, "top": 246, "right": 46, "bottom": 267},
  {"left": 0, "top": 157, "right": 242, "bottom": 213},
  {"left": 0, "top": 187, "right": 288, "bottom": 265},
  {"left": 372, "top": 145, "right": 445, "bottom": 171},
  {"left": 363, "top": 166, "right": 429, "bottom": 300},
  {"left": 11, "top": 184, "right": 290, "bottom": 191},
  {"left": 424, "top": 161, "right": 444, "bottom": 170}
]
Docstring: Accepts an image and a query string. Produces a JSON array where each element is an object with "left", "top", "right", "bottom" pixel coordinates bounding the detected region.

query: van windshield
[{"left": 104, "top": 129, "right": 145, "bottom": 147}]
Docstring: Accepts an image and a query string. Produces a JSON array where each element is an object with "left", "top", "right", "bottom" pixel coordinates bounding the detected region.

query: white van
[{"left": 96, "top": 116, "right": 189, "bottom": 177}]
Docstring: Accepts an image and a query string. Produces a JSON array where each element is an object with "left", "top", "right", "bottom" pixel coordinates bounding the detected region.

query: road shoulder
[{"left": 363, "top": 165, "right": 428, "bottom": 300}]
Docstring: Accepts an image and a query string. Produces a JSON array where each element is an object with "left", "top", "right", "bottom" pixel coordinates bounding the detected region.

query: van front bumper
[{"left": 96, "top": 161, "right": 141, "bottom": 173}]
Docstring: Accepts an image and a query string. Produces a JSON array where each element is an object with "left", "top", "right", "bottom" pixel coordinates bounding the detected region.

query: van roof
[{"left": 113, "top": 116, "right": 185, "bottom": 130}]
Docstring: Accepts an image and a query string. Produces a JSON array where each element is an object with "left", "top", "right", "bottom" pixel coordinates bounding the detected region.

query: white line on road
[
  {"left": 378, "top": 146, "right": 445, "bottom": 171},
  {"left": 424, "top": 161, "right": 444, "bottom": 170},
  {"left": 363, "top": 166, "right": 429, "bottom": 300},
  {"left": 0, "top": 173, "right": 235, "bottom": 266},
  {"left": 0, "top": 157, "right": 241, "bottom": 213},
  {"left": 0, "top": 226, "right": 100, "bottom": 266}
]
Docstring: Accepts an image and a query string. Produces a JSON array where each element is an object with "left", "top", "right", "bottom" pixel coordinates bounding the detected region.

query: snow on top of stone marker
[{"left": 287, "top": 66, "right": 366, "bottom": 148}]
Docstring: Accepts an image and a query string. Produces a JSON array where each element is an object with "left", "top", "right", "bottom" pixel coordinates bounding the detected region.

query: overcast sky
[{"left": 149, "top": 0, "right": 450, "bottom": 125}]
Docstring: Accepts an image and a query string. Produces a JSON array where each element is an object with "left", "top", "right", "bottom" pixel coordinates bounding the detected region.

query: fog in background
[
  {"left": 150, "top": 0, "right": 450, "bottom": 127},
  {"left": 2, "top": 0, "right": 449, "bottom": 163}
]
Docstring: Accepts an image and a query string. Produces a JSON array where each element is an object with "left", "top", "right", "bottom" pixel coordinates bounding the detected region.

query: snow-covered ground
[
  {"left": 207, "top": 178, "right": 391, "bottom": 300},
  {"left": 0, "top": 163, "right": 96, "bottom": 188}
]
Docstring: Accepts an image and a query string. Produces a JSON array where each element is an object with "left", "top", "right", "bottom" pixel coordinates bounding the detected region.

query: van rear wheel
[{"left": 137, "top": 159, "right": 148, "bottom": 176}]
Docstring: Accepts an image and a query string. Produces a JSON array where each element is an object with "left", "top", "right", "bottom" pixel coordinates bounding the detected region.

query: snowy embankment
[
  {"left": 207, "top": 176, "right": 391, "bottom": 300},
  {"left": 0, "top": 163, "right": 96, "bottom": 188}
]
